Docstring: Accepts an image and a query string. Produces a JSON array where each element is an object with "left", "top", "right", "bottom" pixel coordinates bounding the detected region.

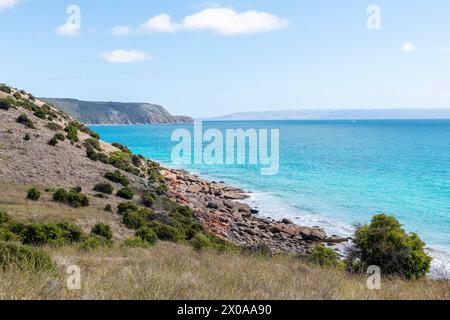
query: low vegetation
[
  {"left": 116, "top": 186, "right": 134, "bottom": 200},
  {"left": 52, "top": 188, "right": 89, "bottom": 208},
  {"left": 17, "top": 114, "right": 35, "bottom": 129},
  {"left": 93, "top": 182, "right": 114, "bottom": 195},
  {"left": 104, "top": 170, "right": 129, "bottom": 186},
  {"left": 26, "top": 188, "right": 41, "bottom": 201}
]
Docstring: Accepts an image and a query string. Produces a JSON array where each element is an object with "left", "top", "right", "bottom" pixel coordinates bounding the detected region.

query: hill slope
[{"left": 41, "top": 98, "right": 193, "bottom": 125}]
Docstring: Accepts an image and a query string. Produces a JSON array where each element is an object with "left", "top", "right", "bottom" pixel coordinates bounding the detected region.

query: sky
[{"left": 1, "top": 0, "right": 450, "bottom": 117}]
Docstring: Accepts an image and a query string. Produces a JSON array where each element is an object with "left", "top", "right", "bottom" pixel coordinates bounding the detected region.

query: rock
[
  {"left": 223, "top": 192, "right": 247, "bottom": 200},
  {"left": 207, "top": 200, "right": 224, "bottom": 210},
  {"left": 299, "top": 227, "right": 327, "bottom": 241},
  {"left": 325, "top": 235, "right": 349, "bottom": 244},
  {"left": 186, "top": 184, "right": 202, "bottom": 193},
  {"left": 161, "top": 170, "right": 177, "bottom": 181},
  {"left": 281, "top": 218, "right": 294, "bottom": 225}
]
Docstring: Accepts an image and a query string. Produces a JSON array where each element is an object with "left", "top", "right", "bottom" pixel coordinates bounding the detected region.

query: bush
[
  {"left": 84, "top": 138, "right": 101, "bottom": 151},
  {"left": 91, "top": 223, "right": 113, "bottom": 240},
  {"left": 26, "top": 187, "right": 41, "bottom": 201},
  {"left": 122, "top": 237, "right": 151, "bottom": 248},
  {"left": 103, "top": 204, "right": 112, "bottom": 212},
  {"left": 154, "top": 224, "right": 183, "bottom": 242},
  {"left": 80, "top": 235, "right": 110, "bottom": 251},
  {"left": 54, "top": 133, "right": 65, "bottom": 141},
  {"left": 33, "top": 108, "right": 47, "bottom": 119},
  {"left": 0, "top": 241, "right": 55, "bottom": 271},
  {"left": 346, "top": 214, "right": 432, "bottom": 279},
  {"left": 311, "top": 244, "right": 342, "bottom": 268},
  {"left": 112, "top": 142, "right": 132, "bottom": 155},
  {"left": 17, "top": 114, "right": 35, "bottom": 128},
  {"left": 122, "top": 209, "right": 149, "bottom": 229},
  {"left": 117, "top": 186, "right": 134, "bottom": 200},
  {"left": 48, "top": 137, "right": 59, "bottom": 146},
  {"left": 109, "top": 151, "right": 132, "bottom": 171},
  {"left": 104, "top": 170, "right": 129, "bottom": 186},
  {"left": 117, "top": 202, "right": 139, "bottom": 215},
  {"left": 0, "top": 84, "right": 11, "bottom": 94},
  {"left": 52, "top": 188, "right": 68, "bottom": 202},
  {"left": 142, "top": 193, "right": 155, "bottom": 208},
  {"left": 23, "top": 133, "right": 31, "bottom": 141},
  {"left": 18, "top": 222, "right": 83, "bottom": 246},
  {"left": 13, "top": 92, "right": 21, "bottom": 99},
  {"left": 0, "top": 97, "right": 14, "bottom": 110},
  {"left": 94, "top": 182, "right": 114, "bottom": 195},
  {"left": 65, "top": 124, "right": 79, "bottom": 142},
  {"left": 190, "top": 233, "right": 211, "bottom": 251},
  {"left": 53, "top": 188, "right": 89, "bottom": 208},
  {"left": 0, "top": 211, "right": 11, "bottom": 224},
  {"left": 0, "top": 227, "right": 19, "bottom": 242},
  {"left": 135, "top": 227, "right": 157, "bottom": 245}
]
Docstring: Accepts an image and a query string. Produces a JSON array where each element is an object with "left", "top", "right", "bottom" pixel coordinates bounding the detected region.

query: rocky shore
[{"left": 162, "top": 168, "right": 350, "bottom": 255}]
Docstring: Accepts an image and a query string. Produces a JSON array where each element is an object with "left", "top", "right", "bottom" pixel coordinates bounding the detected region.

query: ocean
[{"left": 92, "top": 120, "right": 450, "bottom": 273}]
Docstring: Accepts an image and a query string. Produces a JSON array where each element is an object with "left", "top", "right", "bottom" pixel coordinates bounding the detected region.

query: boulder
[
  {"left": 186, "top": 184, "right": 202, "bottom": 193},
  {"left": 207, "top": 200, "right": 224, "bottom": 210}
]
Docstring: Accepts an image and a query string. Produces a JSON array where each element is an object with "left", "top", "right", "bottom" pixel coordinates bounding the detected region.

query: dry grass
[
  {"left": 1, "top": 242, "right": 449, "bottom": 300},
  {"left": 0, "top": 182, "right": 133, "bottom": 240}
]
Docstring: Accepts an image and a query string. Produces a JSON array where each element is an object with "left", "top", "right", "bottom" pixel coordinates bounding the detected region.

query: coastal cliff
[{"left": 41, "top": 98, "right": 194, "bottom": 125}]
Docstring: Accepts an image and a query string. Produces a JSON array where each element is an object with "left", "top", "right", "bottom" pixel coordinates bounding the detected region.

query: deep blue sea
[{"left": 92, "top": 120, "right": 450, "bottom": 270}]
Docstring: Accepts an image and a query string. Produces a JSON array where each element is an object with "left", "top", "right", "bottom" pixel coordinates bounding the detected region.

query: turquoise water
[{"left": 92, "top": 120, "right": 450, "bottom": 266}]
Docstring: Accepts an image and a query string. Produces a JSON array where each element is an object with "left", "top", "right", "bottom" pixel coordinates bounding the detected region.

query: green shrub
[
  {"left": 33, "top": 108, "right": 47, "bottom": 119},
  {"left": 104, "top": 170, "right": 129, "bottom": 186},
  {"left": 28, "top": 94, "right": 36, "bottom": 101},
  {"left": 91, "top": 223, "right": 113, "bottom": 240},
  {"left": 117, "top": 202, "right": 139, "bottom": 215},
  {"left": 346, "top": 214, "right": 432, "bottom": 279},
  {"left": 190, "top": 233, "right": 211, "bottom": 251},
  {"left": 154, "top": 224, "right": 183, "bottom": 242},
  {"left": 80, "top": 235, "right": 110, "bottom": 251},
  {"left": 135, "top": 227, "right": 157, "bottom": 245},
  {"left": 0, "top": 84, "right": 11, "bottom": 94},
  {"left": 122, "top": 209, "right": 149, "bottom": 229},
  {"left": 311, "top": 244, "right": 342, "bottom": 268},
  {"left": 26, "top": 187, "right": 41, "bottom": 201},
  {"left": 0, "top": 227, "right": 19, "bottom": 241},
  {"left": 13, "top": 92, "right": 21, "bottom": 99},
  {"left": 103, "top": 204, "right": 112, "bottom": 212},
  {"left": 155, "top": 184, "right": 168, "bottom": 195},
  {"left": 53, "top": 188, "right": 89, "bottom": 208},
  {"left": 109, "top": 151, "right": 132, "bottom": 170},
  {"left": 54, "top": 132, "right": 65, "bottom": 141},
  {"left": 0, "top": 241, "right": 55, "bottom": 271},
  {"left": 0, "top": 97, "right": 14, "bottom": 110},
  {"left": 52, "top": 188, "right": 68, "bottom": 202},
  {"left": 0, "top": 211, "right": 11, "bottom": 225},
  {"left": 94, "top": 182, "right": 113, "bottom": 195},
  {"left": 142, "top": 193, "right": 155, "bottom": 208},
  {"left": 84, "top": 138, "right": 101, "bottom": 151},
  {"left": 117, "top": 186, "right": 134, "bottom": 200},
  {"left": 122, "top": 237, "right": 151, "bottom": 248},
  {"left": 112, "top": 142, "right": 132, "bottom": 155},
  {"left": 48, "top": 137, "right": 59, "bottom": 146},
  {"left": 23, "top": 133, "right": 31, "bottom": 141},
  {"left": 18, "top": 222, "right": 82, "bottom": 246},
  {"left": 98, "top": 153, "right": 109, "bottom": 164},
  {"left": 17, "top": 114, "right": 35, "bottom": 128},
  {"left": 64, "top": 124, "right": 79, "bottom": 142}
]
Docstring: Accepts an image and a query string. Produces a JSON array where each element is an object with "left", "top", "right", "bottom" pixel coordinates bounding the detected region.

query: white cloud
[
  {"left": 436, "top": 46, "right": 450, "bottom": 54},
  {"left": 182, "top": 8, "right": 289, "bottom": 35},
  {"left": 401, "top": 42, "right": 416, "bottom": 53},
  {"left": 120, "top": 8, "right": 288, "bottom": 36},
  {"left": 100, "top": 50, "right": 152, "bottom": 64},
  {"left": 0, "top": 0, "right": 18, "bottom": 11},
  {"left": 442, "top": 91, "right": 450, "bottom": 97},
  {"left": 140, "top": 14, "right": 180, "bottom": 33},
  {"left": 111, "top": 25, "right": 134, "bottom": 36},
  {"left": 55, "top": 23, "right": 80, "bottom": 37}
]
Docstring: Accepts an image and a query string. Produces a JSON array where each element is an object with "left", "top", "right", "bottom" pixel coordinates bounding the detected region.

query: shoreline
[
  {"left": 160, "top": 164, "right": 450, "bottom": 278},
  {"left": 161, "top": 166, "right": 351, "bottom": 255}
]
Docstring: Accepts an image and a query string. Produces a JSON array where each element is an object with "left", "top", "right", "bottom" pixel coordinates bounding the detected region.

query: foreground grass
[{"left": 1, "top": 242, "right": 449, "bottom": 300}]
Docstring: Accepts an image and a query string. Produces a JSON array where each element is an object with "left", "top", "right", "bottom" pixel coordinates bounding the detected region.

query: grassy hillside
[{"left": 1, "top": 83, "right": 449, "bottom": 300}]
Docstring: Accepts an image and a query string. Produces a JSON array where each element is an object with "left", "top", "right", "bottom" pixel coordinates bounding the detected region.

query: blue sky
[{"left": 1, "top": 0, "right": 450, "bottom": 117}]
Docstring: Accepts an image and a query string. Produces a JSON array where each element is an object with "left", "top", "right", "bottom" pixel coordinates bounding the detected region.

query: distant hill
[
  {"left": 41, "top": 98, "right": 193, "bottom": 125},
  {"left": 208, "top": 109, "right": 450, "bottom": 121}
]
